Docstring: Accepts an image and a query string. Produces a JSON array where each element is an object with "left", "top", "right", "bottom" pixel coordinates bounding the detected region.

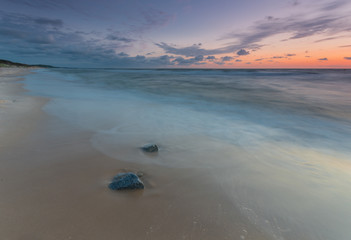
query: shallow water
[{"left": 24, "top": 68, "right": 351, "bottom": 240}]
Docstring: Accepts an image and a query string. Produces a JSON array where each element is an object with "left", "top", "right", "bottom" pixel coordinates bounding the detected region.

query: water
[{"left": 24, "top": 68, "right": 351, "bottom": 240}]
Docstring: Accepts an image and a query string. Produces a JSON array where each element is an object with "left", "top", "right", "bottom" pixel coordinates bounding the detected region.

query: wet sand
[{"left": 0, "top": 68, "right": 270, "bottom": 240}]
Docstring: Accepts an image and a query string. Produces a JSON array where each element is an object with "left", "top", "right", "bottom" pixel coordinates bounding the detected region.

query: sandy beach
[{"left": 0, "top": 68, "right": 271, "bottom": 239}]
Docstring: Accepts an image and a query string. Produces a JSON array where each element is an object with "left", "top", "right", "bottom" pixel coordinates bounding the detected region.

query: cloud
[
  {"left": 212, "top": 56, "right": 234, "bottom": 65},
  {"left": 223, "top": 14, "right": 349, "bottom": 43},
  {"left": 0, "top": 28, "right": 26, "bottom": 38},
  {"left": 314, "top": 36, "right": 342, "bottom": 43},
  {"left": 155, "top": 41, "right": 261, "bottom": 57},
  {"left": 117, "top": 52, "right": 129, "bottom": 57},
  {"left": 27, "top": 35, "right": 55, "bottom": 44},
  {"left": 148, "top": 55, "right": 174, "bottom": 66},
  {"left": 0, "top": 12, "right": 66, "bottom": 46},
  {"left": 320, "top": 0, "right": 346, "bottom": 11},
  {"left": 339, "top": 45, "right": 351, "bottom": 48},
  {"left": 290, "top": 0, "right": 300, "bottom": 6},
  {"left": 155, "top": 42, "right": 220, "bottom": 57},
  {"left": 194, "top": 55, "right": 204, "bottom": 61},
  {"left": 0, "top": 11, "right": 64, "bottom": 29},
  {"left": 0, "top": 10, "right": 175, "bottom": 67},
  {"left": 4, "top": 0, "right": 68, "bottom": 10},
  {"left": 235, "top": 59, "right": 242, "bottom": 62},
  {"left": 106, "top": 33, "right": 135, "bottom": 43},
  {"left": 220, "top": 1, "right": 351, "bottom": 50},
  {"left": 221, "top": 56, "right": 233, "bottom": 61},
  {"left": 134, "top": 8, "right": 174, "bottom": 33},
  {"left": 318, "top": 58, "right": 328, "bottom": 61},
  {"left": 344, "top": 57, "right": 351, "bottom": 60},
  {"left": 270, "top": 54, "right": 296, "bottom": 59},
  {"left": 34, "top": 17, "right": 63, "bottom": 27},
  {"left": 237, "top": 49, "right": 249, "bottom": 56},
  {"left": 0, "top": 11, "right": 117, "bottom": 66},
  {"left": 3, "top": 0, "right": 97, "bottom": 18},
  {"left": 0, "top": 5, "right": 171, "bottom": 67},
  {"left": 172, "top": 55, "right": 205, "bottom": 65},
  {"left": 206, "top": 56, "right": 216, "bottom": 60}
]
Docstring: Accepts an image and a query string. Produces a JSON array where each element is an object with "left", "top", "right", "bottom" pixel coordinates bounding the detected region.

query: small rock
[
  {"left": 141, "top": 144, "right": 158, "bottom": 153},
  {"left": 108, "top": 172, "right": 144, "bottom": 190}
]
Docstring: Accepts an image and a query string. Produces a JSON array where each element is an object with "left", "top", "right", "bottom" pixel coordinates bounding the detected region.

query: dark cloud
[
  {"left": 106, "top": 33, "right": 135, "bottom": 43},
  {"left": 34, "top": 17, "right": 63, "bottom": 27},
  {"left": 339, "top": 45, "right": 351, "bottom": 48},
  {"left": 0, "top": 27, "right": 26, "bottom": 38},
  {"left": 0, "top": 11, "right": 64, "bottom": 29},
  {"left": 286, "top": 53, "right": 296, "bottom": 57},
  {"left": 155, "top": 42, "right": 218, "bottom": 57},
  {"left": 194, "top": 55, "right": 204, "bottom": 61},
  {"left": 318, "top": 58, "right": 328, "bottom": 61},
  {"left": 314, "top": 36, "right": 340, "bottom": 43},
  {"left": 212, "top": 56, "right": 234, "bottom": 65},
  {"left": 0, "top": 10, "right": 175, "bottom": 67},
  {"left": 320, "top": 0, "right": 346, "bottom": 11},
  {"left": 206, "top": 56, "right": 216, "bottom": 60},
  {"left": 3, "top": 0, "right": 99, "bottom": 18},
  {"left": 221, "top": 56, "right": 233, "bottom": 61},
  {"left": 0, "top": 12, "right": 66, "bottom": 46},
  {"left": 237, "top": 49, "right": 249, "bottom": 56},
  {"left": 272, "top": 56, "right": 285, "bottom": 59},
  {"left": 0, "top": 11, "right": 119, "bottom": 66},
  {"left": 0, "top": 1, "right": 179, "bottom": 67},
  {"left": 255, "top": 58, "right": 264, "bottom": 61},
  {"left": 155, "top": 41, "right": 261, "bottom": 57},
  {"left": 4, "top": 0, "right": 68, "bottom": 10},
  {"left": 27, "top": 35, "right": 55, "bottom": 44},
  {"left": 117, "top": 52, "right": 129, "bottom": 57},
  {"left": 172, "top": 55, "right": 205, "bottom": 65},
  {"left": 344, "top": 57, "right": 351, "bottom": 60},
  {"left": 290, "top": 0, "right": 300, "bottom": 6},
  {"left": 148, "top": 55, "right": 174, "bottom": 66},
  {"left": 235, "top": 59, "right": 242, "bottom": 62}
]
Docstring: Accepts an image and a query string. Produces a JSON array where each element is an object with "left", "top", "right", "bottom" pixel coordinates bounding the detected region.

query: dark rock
[
  {"left": 108, "top": 172, "right": 144, "bottom": 190},
  {"left": 141, "top": 144, "right": 158, "bottom": 153}
]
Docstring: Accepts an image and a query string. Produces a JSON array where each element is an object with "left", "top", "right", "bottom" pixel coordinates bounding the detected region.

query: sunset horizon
[{"left": 1, "top": 0, "right": 351, "bottom": 68}]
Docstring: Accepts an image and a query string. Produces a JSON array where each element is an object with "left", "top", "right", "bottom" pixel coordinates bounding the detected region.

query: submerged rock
[
  {"left": 108, "top": 172, "right": 144, "bottom": 190},
  {"left": 141, "top": 144, "right": 158, "bottom": 153}
]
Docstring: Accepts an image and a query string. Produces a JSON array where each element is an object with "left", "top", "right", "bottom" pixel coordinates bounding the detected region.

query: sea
[{"left": 23, "top": 68, "right": 351, "bottom": 240}]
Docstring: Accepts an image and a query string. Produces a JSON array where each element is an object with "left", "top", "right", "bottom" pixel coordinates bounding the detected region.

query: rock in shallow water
[
  {"left": 141, "top": 144, "right": 158, "bottom": 153},
  {"left": 108, "top": 172, "right": 144, "bottom": 190}
]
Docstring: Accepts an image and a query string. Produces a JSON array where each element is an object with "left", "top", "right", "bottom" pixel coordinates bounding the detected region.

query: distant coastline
[{"left": 0, "top": 59, "right": 53, "bottom": 68}]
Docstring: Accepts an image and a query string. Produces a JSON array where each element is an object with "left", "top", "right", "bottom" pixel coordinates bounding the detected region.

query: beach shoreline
[
  {"left": 0, "top": 68, "right": 270, "bottom": 239},
  {"left": 0, "top": 68, "right": 47, "bottom": 148}
]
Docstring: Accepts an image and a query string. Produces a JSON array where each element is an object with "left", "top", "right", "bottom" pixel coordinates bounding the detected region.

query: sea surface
[{"left": 24, "top": 68, "right": 351, "bottom": 240}]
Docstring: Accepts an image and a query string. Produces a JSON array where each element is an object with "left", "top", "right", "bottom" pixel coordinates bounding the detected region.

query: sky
[{"left": 0, "top": 0, "right": 351, "bottom": 68}]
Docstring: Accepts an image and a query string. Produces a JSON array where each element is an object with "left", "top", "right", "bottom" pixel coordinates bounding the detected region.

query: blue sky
[{"left": 1, "top": 0, "right": 351, "bottom": 67}]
